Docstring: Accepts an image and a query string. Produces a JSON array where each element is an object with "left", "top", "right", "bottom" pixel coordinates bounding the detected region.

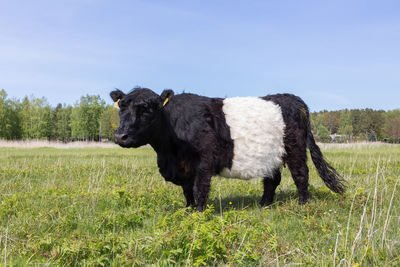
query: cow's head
[{"left": 110, "top": 88, "right": 174, "bottom": 148}]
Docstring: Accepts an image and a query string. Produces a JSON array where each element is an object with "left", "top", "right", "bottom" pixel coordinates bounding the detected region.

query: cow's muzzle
[{"left": 114, "top": 133, "right": 128, "bottom": 145}]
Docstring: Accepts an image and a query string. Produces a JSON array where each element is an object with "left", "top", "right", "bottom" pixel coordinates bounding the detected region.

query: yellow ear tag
[
  {"left": 162, "top": 97, "right": 169, "bottom": 107},
  {"left": 114, "top": 99, "right": 120, "bottom": 110}
]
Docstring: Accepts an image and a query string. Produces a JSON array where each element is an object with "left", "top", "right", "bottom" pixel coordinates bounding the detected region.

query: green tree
[
  {"left": 0, "top": 90, "right": 22, "bottom": 139},
  {"left": 364, "top": 109, "right": 385, "bottom": 140},
  {"left": 70, "top": 95, "right": 105, "bottom": 140},
  {"left": 385, "top": 110, "right": 400, "bottom": 143},
  {"left": 99, "top": 105, "right": 119, "bottom": 141},
  {"left": 20, "top": 96, "right": 52, "bottom": 139},
  {"left": 387, "top": 118, "right": 400, "bottom": 143},
  {"left": 0, "top": 89, "right": 9, "bottom": 138},
  {"left": 369, "top": 130, "right": 377, "bottom": 142},
  {"left": 323, "top": 111, "right": 339, "bottom": 133},
  {"left": 350, "top": 109, "right": 363, "bottom": 138},
  {"left": 384, "top": 109, "right": 400, "bottom": 143},
  {"left": 310, "top": 112, "right": 325, "bottom": 135},
  {"left": 338, "top": 109, "right": 353, "bottom": 142},
  {"left": 7, "top": 99, "right": 22, "bottom": 139},
  {"left": 317, "top": 124, "right": 331, "bottom": 142},
  {"left": 54, "top": 103, "right": 72, "bottom": 141}
]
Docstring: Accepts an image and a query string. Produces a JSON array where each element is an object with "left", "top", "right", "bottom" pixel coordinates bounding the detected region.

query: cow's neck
[
  {"left": 148, "top": 115, "right": 174, "bottom": 154},
  {"left": 149, "top": 132, "right": 173, "bottom": 154}
]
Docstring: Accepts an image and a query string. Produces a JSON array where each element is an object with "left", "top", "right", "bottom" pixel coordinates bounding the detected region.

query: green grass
[{"left": 0, "top": 144, "right": 399, "bottom": 266}]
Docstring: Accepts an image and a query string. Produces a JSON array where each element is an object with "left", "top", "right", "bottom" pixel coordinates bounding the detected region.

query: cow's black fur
[
  {"left": 111, "top": 88, "right": 345, "bottom": 211},
  {"left": 262, "top": 94, "right": 345, "bottom": 205}
]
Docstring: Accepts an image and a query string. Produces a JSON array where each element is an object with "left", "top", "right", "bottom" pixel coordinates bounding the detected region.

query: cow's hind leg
[
  {"left": 260, "top": 169, "right": 281, "bottom": 206},
  {"left": 287, "top": 150, "right": 310, "bottom": 205}
]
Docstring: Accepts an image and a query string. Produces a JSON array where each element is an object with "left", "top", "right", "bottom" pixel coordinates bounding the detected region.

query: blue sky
[{"left": 0, "top": 0, "right": 399, "bottom": 111}]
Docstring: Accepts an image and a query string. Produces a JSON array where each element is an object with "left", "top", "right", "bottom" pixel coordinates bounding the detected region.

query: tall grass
[{"left": 0, "top": 144, "right": 399, "bottom": 265}]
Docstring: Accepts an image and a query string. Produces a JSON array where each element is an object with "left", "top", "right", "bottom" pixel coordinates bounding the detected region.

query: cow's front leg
[
  {"left": 193, "top": 170, "right": 212, "bottom": 212},
  {"left": 182, "top": 183, "right": 195, "bottom": 208}
]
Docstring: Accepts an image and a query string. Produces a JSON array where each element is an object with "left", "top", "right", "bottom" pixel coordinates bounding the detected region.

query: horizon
[
  {"left": 1, "top": 87, "right": 398, "bottom": 113},
  {"left": 1, "top": 0, "right": 400, "bottom": 112}
]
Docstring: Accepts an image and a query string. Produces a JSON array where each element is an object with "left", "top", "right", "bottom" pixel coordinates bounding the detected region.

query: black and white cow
[{"left": 110, "top": 88, "right": 345, "bottom": 211}]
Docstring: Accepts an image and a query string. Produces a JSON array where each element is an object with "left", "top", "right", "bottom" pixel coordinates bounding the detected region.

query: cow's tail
[{"left": 306, "top": 121, "right": 346, "bottom": 194}]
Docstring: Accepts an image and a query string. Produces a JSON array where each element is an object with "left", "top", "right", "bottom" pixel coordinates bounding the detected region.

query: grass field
[{"left": 0, "top": 143, "right": 399, "bottom": 266}]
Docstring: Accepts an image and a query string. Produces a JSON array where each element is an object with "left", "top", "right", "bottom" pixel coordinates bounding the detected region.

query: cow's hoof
[
  {"left": 259, "top": 198, "right": 273, "bottom": 207},
  {"left": 195, "top": 206, "right": 205, "bottom": 212},
  {"left": 298, "top": 197, "right": 309, "bottom": 205}
]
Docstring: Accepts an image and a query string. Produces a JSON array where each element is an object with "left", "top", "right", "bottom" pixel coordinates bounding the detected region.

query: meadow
[{"left": 0, "top": 143, "right": 399, "bottom": 266}]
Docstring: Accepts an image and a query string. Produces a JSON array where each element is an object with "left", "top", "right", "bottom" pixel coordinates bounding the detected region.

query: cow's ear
[
  {"left": 160, "top": 89, "right": 174, "bottom": 107},
  {"left": 110, "top": 90, "right": 125, "bottom": 102}
]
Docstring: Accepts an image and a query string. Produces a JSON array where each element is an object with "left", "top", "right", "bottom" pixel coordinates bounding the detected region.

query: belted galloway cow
[{"left": 110, "top": 88, "right": 345, "bottom": 211}]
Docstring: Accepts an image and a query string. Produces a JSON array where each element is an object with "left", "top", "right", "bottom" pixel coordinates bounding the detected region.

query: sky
[{"left": 0, "top": 0, "right": 399, "bottom": 111}]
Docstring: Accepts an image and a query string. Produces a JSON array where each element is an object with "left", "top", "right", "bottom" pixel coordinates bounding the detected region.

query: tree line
[
  {"left": 0, "top": 89, "right": 118, "bottom": 141},
  {"left": 310, "top": 109, "right": 400, "bottom": 143},
  {"left": 1, "top": 89, "right": 399, "bottom": 143}
]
